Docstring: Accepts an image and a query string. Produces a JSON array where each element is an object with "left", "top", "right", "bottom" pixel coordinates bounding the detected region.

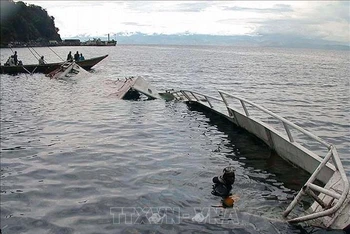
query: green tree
[{"left": 0, "top": 0, "right": 61, "bottom": 46}]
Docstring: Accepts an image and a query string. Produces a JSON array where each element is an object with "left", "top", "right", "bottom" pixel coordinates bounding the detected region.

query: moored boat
[{"left": 0, "top": 54, "right": 108, "bottom": 75}]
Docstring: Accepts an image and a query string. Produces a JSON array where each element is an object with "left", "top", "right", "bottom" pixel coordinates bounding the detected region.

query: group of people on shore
[{"left": 67, "top": 51, "right": 85, "bottom": 62}]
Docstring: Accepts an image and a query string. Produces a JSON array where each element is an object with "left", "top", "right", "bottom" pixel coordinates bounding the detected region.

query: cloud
[
  {"left": 223, "top": 4, "right": 293, "bottom": 13},
  {"left": 123, "top": 2, "right": 155, "bottom": 13},
  {"left": 253, "top": 2, "right": 350, "bottom": 43},
  {"left": 122, "top": 22, "right": 150, "bottom": 27},
  {"left": 23, "top": 1, "right": 350, "bottom": 44},
  {"left": 123, "top": 1, "right": 212, "bottom": 13},
  {"left": 167, "top": 2, "right": 213, "bottom": 12}
]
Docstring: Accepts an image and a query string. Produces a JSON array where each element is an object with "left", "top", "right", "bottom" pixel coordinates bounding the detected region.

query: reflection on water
[{"left": 1, "top": 45, "right": 349, "bottom": 233}]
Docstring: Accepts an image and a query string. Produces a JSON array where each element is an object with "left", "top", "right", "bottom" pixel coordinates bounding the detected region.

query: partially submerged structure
[
  {"left": 46, "top": 61, "right": 90, "bottom": 79},
  {"left": 170, "top": 90, "right": 350, "bottom": 230},
  {"left": 113, "top": 76, "right": 161, "bottom": 100},
  {"left": 114, "top": 77, "right": 349, "bottom": 231}
]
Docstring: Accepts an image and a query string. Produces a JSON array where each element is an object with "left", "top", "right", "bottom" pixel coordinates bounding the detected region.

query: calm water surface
[{"left": 1, "top": 45, "right": 349, "bottom": 233}]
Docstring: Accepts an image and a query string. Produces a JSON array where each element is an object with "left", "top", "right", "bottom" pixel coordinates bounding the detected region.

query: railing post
[
  {"left": 174, "top": 92, "right": 181, "bottom": 100},
  {"left": 283, "top": 122, "right": 294, "bottom": 142},
  {"left": 190, "top": 92, "right": 200, "bottom": 102},
  {"left": 304, "top": 187, "right": 327, "bottom": 208},
  {"left": 283, "top": 188, "right": 305, "bottom": 217},
  {"left": 205, "top": 96, "right": 213, "bottom": 108},
  {"left": 218, "top": 91, "right": 228, "bottom": 107},
  {"left": 181, "top": 91, "right": 192, "bottom": 101},
  {"left": 240, "top": 100, "right": 249, "bottom": 116},
  {"left": 219, "top": 91, "right": 232, "bottom": 117}
]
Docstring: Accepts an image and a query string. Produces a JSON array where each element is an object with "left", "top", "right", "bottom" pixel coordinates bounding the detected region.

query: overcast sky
[{"left": 25, "top": 1, "right": 349, "bottom": 44}]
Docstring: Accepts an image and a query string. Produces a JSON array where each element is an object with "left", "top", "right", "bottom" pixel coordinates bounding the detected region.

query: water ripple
[{"left": 0, "top": 46, "right": 348, "bottom": 233}]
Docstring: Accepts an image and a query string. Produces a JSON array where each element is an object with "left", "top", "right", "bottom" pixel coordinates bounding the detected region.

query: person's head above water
[
  {"left": 211, "top": 166, "right": 236, "bottom": 197},
  {"left": 222, "top": 166, "right": 235, "bottom": 185}
]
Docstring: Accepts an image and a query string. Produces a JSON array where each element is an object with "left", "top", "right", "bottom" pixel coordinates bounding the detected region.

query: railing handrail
[
  {"left": 218, "top": 90, "right": 332, "bottom": 149},
  {"left": 175, "top": 90, "right": 224, "bottom": 103},
  {"left": 176, "top": 89, "right": 331, "bottom": 149}
]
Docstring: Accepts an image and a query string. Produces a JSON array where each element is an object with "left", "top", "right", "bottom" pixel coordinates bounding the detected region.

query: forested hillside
[{"left": 0, "top": 0, "right": 61, "bottom": 46}]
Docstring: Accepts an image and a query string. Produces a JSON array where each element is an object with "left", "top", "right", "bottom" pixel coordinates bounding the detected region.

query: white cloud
[
  {"left": 254, "top": 2, "right": 350, "bottom": 42},
  {"left": 24, "top": 1, "right": 349, "bottom": 43}
]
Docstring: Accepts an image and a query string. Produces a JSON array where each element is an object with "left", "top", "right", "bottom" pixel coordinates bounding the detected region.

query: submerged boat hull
[
  {"left": 169, "top": 88, "right": 350, "bottom": 230},
  {"left": 0, "top": 55, "right": 108, "bottom": 75}
]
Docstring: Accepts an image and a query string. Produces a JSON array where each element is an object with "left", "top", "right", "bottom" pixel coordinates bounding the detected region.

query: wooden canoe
[{"left": 1, "top": 54, "right": 108, "bottom": 75}]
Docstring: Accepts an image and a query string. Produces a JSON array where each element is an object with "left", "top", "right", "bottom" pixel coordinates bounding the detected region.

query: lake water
[{"left": 1, "top": 45, "right": 349, "bottom": 234}]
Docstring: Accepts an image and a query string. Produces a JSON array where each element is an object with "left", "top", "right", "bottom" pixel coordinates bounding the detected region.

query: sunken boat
[{"left": 113, "top": 77, "right": 350, "bottom": 231}]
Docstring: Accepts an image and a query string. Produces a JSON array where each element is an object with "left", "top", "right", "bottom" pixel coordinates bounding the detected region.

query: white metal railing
[
  {"left": 283, "top": 145, "right": 349, "bottom": 224},
  {"left": 172, "top": 90, "right": 224, "bottom": 109},
  {"left": 173, "top": 89, "right": 331, "bottom": 149},
  {"left": 218, "top": 90, "right": 332, "bottom": 149},
  {"left": 172, "top": 89, "right": 349, "bottom": 226}
]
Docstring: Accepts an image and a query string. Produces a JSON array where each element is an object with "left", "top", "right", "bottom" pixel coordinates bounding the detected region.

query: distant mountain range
[{"left": 67, "top": 32, "right": 349, "bottom": 50}]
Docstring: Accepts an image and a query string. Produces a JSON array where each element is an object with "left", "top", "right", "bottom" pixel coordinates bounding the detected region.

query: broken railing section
[
  {"left": 283, "top": 145, "right": 349, "bottom": 228},
  {"left": 170, "top": 89, "right": 350, "bottom": 230}
]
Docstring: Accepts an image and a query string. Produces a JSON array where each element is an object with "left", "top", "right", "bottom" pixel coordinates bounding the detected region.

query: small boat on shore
[{"left": 0, "top": 54, "right": 108, "bottom": 75}]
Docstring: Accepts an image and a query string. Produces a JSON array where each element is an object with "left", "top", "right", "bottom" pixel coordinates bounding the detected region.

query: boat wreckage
[
  {"left": 114, "top": 76, "right": 349, "bottom": 231},
  {"left": 46, "top": 61, "right": 90, "bottom": 79},
  {"left": 113, "top": 76, "right": 161, "bottom": 100}
]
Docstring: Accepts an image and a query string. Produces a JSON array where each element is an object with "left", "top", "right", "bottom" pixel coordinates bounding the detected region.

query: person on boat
[
  {"left": 67, "top": 51, "right": 73, "bottom": 62},
  {"left": 79, "top": 53, "right": 85, "bottom": 61},
  {"left": 5, "top": 56, "right": 15, "bottom": 66},
  {"left": 38, "top": 56, "right": 45, "bottom": 65},
  {"left": 212, "top": 166, "right": 235, "bottom": 197},
  {"left": 13, "top": 51, "right": 18, "bottom": 65},
  {"left": 74, "top": 51, "right": 80, "bottom": 61}
]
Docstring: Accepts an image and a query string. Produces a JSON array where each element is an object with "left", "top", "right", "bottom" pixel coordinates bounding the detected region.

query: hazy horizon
[
  {"left": 24, "top": 1, "right": 349, "bottom": 49},
  {"left": 56, "top": 32, "right": 348, "bottom": 51}
]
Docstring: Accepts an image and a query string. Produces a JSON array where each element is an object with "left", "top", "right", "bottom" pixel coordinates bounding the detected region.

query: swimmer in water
[{"left": 212, "top": 166, "right": 236, "bottom": 207}]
